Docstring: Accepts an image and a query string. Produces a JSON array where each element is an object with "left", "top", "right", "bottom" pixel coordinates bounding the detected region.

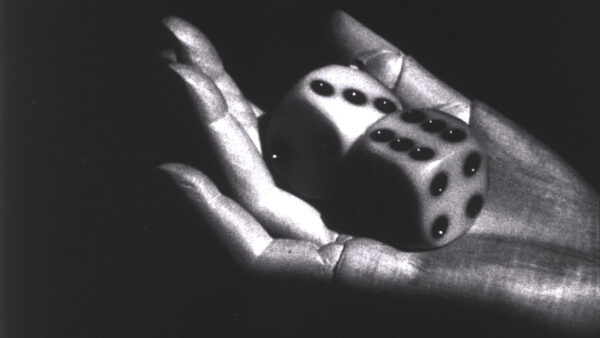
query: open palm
[{"left": 160, "top": 11, "right": 598, "bottom": 336}]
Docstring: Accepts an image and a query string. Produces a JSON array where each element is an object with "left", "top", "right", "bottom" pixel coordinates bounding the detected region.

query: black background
[{"left": 2, "top": 1, "right": 598, "bottom": 337}]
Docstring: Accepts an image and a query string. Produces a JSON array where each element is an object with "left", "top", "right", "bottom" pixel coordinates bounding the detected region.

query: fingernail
[{"left": 352, "top": 49, "right": 404, "bottom": 89}]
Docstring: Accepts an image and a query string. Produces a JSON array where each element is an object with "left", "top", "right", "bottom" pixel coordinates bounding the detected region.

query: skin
[{"left": 160, "top": 11, "right": 599, "bottom": 336}]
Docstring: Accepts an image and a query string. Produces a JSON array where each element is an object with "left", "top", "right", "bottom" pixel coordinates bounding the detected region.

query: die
[
  {"left": 342, "top": 108, "right": 488, "bottom": 249},
  {"left": 264, "top": 65, "right": 403, "bottom": 199}
]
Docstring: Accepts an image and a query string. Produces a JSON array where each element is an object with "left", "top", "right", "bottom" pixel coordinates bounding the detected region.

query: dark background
[{"left": 2, "top": 1, "right": 598, "bottom": 337}]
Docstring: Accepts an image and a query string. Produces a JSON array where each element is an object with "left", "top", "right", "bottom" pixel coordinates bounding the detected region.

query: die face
[
  {"left": 343, "top": 108, "right": 488, "bottom": 249},
  {"left": 418, "top": 146, "right": 487, "bottom": 247},
  {"left": 265, "top": 65, "right": 402, "bottom": 199}
]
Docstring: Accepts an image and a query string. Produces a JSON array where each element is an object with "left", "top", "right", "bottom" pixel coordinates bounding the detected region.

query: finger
[
  {"left": 163, "top": 16, "right": 259, "bottom": 142},
  {"left": 329, "top": 11, "right": 471, "bottom": 123},
  {"left": 159, "top": 163, "right": 271, "bottom": 266},
  {"left": 160, "top": 163, "right": 343, "bottom": 280},
  {"left": 168, "top": 64, "right": 270, "bottom": 197},
  {"left": 168, "top": 64, "right": 338, "bottom": 244}
]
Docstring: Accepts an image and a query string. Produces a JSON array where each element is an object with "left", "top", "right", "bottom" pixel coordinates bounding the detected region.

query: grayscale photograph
[{"left": 2, "top": 1, "right": 598, "bottom": 337}]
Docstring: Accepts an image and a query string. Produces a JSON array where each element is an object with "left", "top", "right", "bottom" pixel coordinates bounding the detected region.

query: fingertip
[
  {"left": 162, "top": 15, "right": 193, "bottom": 38},
  {"left": 157, "top": 162, "right": 193, "bottom": 177},
  {"left": 329, "top": 9, "right": 350, "bottom": 28},
  {"left": 162, "top": 16, "right": 223, "bottom": 77},
  {"left": 162, "top": 16, "right": 204, "bottom": 51},
  {"left": 329, "top": 10, "right": 357, "bottom": 32},
  {"left": 157, "top": 163, "right": 221, "bottom": 202},
  {"left": 161, "top": 15, "right": 180, "bottom": 29},
  {"left": 329, "top": 10, "right": 399, "bottom": 64},
  {"left": 162, "top": 16, "right": 199, "bottom": 48},
  {"left": 157, "top": 162, "right": 199, "bottom": 188}
]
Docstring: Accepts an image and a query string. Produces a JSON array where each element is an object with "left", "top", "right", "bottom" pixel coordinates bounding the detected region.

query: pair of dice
[{"left": 265, "top": 65, "right": 487, "bottom": 250}]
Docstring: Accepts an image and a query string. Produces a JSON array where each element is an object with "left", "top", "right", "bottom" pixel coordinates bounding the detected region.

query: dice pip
[{"left": 264, "top": 65, "right": 487, "bottom": 249}]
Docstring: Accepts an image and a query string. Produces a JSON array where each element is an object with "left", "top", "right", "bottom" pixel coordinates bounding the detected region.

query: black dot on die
[
  {"left": 401, "top": 109, "right": 427, "bottom": 123},
  {"left": 310, "top": 80, "right": 334, "bottom": 96},
  {"left": 442, "top": 128, "right": 467, "bottom": 142},
  {"left": 410, "top": 147, "right": 435, "bottom": 161},
  {"left": 370, "top": 129, "right": 395, "bottom": 142},
  {"left": 466, "top": 194, "right": 484, "bottom": 218},
  {"left": 374, "top": 98, "right": 397, "bottom": 113},
  {"left": 343, "top": 88, "right": 367, "bottom": 105},
  {"left": 463, "top": 152, "right": 482, "bottom": 177},
  {"left": 431, "top": 215, "right": 449, "bottom": 239},
  {"left": 422, "top": 119, "right": 447, "bottom": 132},
  {"left": 390, "top": 137, "right": 414, "bottom": 151},
  {"left": 430, "top": 172, "right": 448, "bottom": 196}
]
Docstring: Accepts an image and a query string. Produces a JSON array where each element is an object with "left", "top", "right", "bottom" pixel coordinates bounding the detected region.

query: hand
[{"left": 160, "top": 12, "right": 598, "bottom": 335}]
